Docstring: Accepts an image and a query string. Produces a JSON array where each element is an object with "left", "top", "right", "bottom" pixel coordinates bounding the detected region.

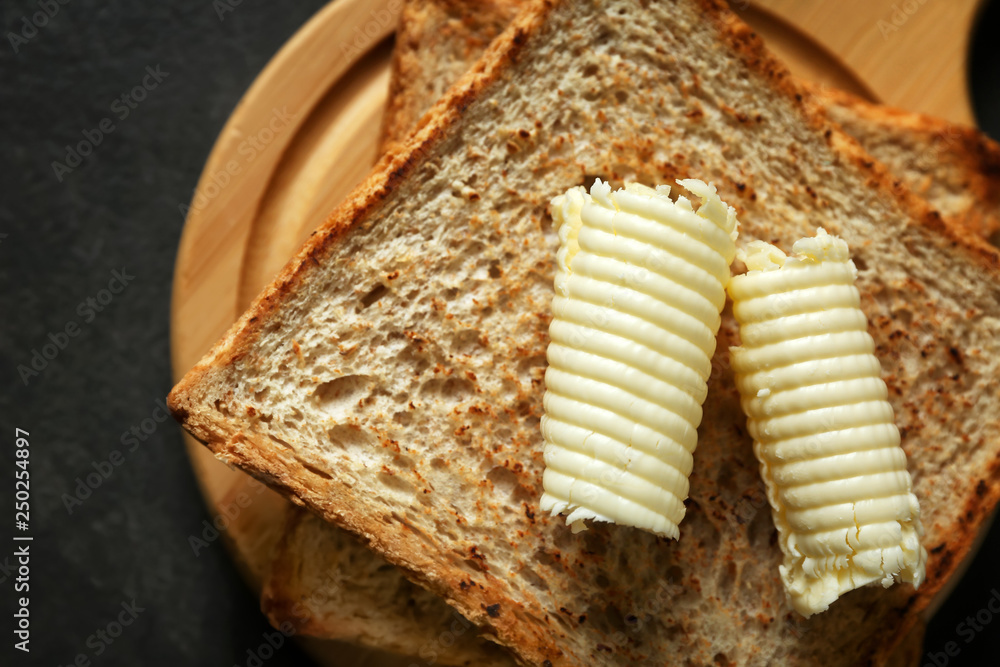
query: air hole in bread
[
  {"left": 583, "top": 530, "right": 608, "bottom": 557},
  {"left": 747, "top": 506, "right": 775, "bottom": 549},
  {"left": 326, "top": 424, "right": 375, "bottom": 453},
  {"left": 313, "top": 375, "right": 374, "bottom": 418},
  {"left": 268, "top": 434, "right": 293, "bottom": 450},
  {"left": 393, "top": 455, "right": 415, "bottom": 470},
  {"left": 420, "top": 377, "right": 474, "bottom": 399},
  {"left": 534, "top": 548, "right": 557, "bottom": 569},
  {"left": 451, "top": 328, "right": 483, "bottom": 356},
  {"left": 515, "top": 401, "right": 533, "bottom": 417},
  {"left": 715, "top": 463, "right": 736, "bottom": 496},
  {"left": 582, "top": 64, "right": 599, "bottom": 78},
  {"left": 486, "top": 466, "right": 519, "bottom": 496},
  {"left": 464, "top": 557, "right": 487, "bottom": 573},
  {"left": 518, "top": 565, "right": 550, "bottom": 592},
  {"left": 697, "top": 512, "right": 720, "bottom": 553},
  {"left": 377, "top": 471, "right": 416, "bottom": 497},
  {"left": 549, "top": 610, "right": 574, "bottom": 634},
  {"left": 666, "top": 565, "right": 684, "bottom": 584},
  {"left": 359, "top": 283, "right": 388, "bottom": 309},
  {"left": 299, "top": 458, "right": 333, "bottom": 480},
  {"left": 402, "top": 517, "right": 437, "bottom": 544},
  {"left": 586, "top": 602, "right": 627, "bottom": 635},
  {"left": 492, "top": 427, "right": 513, "bottom": 444},
  {"left": 718, "top": 561, "right": 737, "bottom": 599}
]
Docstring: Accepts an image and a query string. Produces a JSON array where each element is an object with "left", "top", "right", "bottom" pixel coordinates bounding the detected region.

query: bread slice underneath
[
  {"left": 805, "top": 82, "right": 1000, "bottom": 243},
  {"left": 380, "top": 0, "right": 1000, "bottom": 238},
  {"left": 170, "top": 0, "right": 1000, "bottom": 664},
  {"left": 259, "top": 0, "right": 1000, "bottom": 661},
  {"left": 261, "top": 506, "right": 514, "bottom": 665}
]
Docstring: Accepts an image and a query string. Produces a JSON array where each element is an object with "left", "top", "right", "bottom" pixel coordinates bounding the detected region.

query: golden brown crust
[
  {"left": 805, "top": 81, "right": 1000, "bottom": 241},
  {"left": 169, "top": 1, "right": 1000, "bottom": 664}
]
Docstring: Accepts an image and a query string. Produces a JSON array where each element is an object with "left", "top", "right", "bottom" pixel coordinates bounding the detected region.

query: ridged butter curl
[
  {"left": 540, "top": 179, "right": 738, "bottom": 538},
  {"left": 728, "top": 229, "right": 926, "bottom": 616}
]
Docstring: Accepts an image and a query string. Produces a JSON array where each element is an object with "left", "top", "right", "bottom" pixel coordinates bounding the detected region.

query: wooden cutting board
[{"left": 169, "top": 1, "right": 982, "bottom": 664}]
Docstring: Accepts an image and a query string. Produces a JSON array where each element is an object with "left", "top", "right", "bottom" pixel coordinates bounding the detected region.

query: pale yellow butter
[
  {"left": 540, "top": 179, "right": 738, "bottom": 539},
  {"left": 728, "top": 229, "right": 926, "bottom": 616}
]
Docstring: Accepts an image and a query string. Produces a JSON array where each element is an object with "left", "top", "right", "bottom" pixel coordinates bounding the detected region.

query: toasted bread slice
[
  {"left": 170, "top": 0, "right": 1000, "bottom": 664},
  {"left": 261, "top": 0, "right": 1000, "bottom": 659}
]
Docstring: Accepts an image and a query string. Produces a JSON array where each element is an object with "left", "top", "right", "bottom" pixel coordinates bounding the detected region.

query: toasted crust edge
[{"left": 805, "top": 80, "right": 1000, "bottom": 240}]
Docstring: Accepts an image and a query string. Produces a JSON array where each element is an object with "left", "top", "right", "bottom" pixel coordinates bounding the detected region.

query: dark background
[{"left": 0, "top": 0, "right": 998, "bottom": 665}]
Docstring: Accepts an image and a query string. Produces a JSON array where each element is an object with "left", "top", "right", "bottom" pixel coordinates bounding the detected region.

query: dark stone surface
[
  {"left": 0, "top": 0, "right": 997, "bottom": 665},
  {"left": 0, "top": 1, "right": 326, "bottom": 665}
]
